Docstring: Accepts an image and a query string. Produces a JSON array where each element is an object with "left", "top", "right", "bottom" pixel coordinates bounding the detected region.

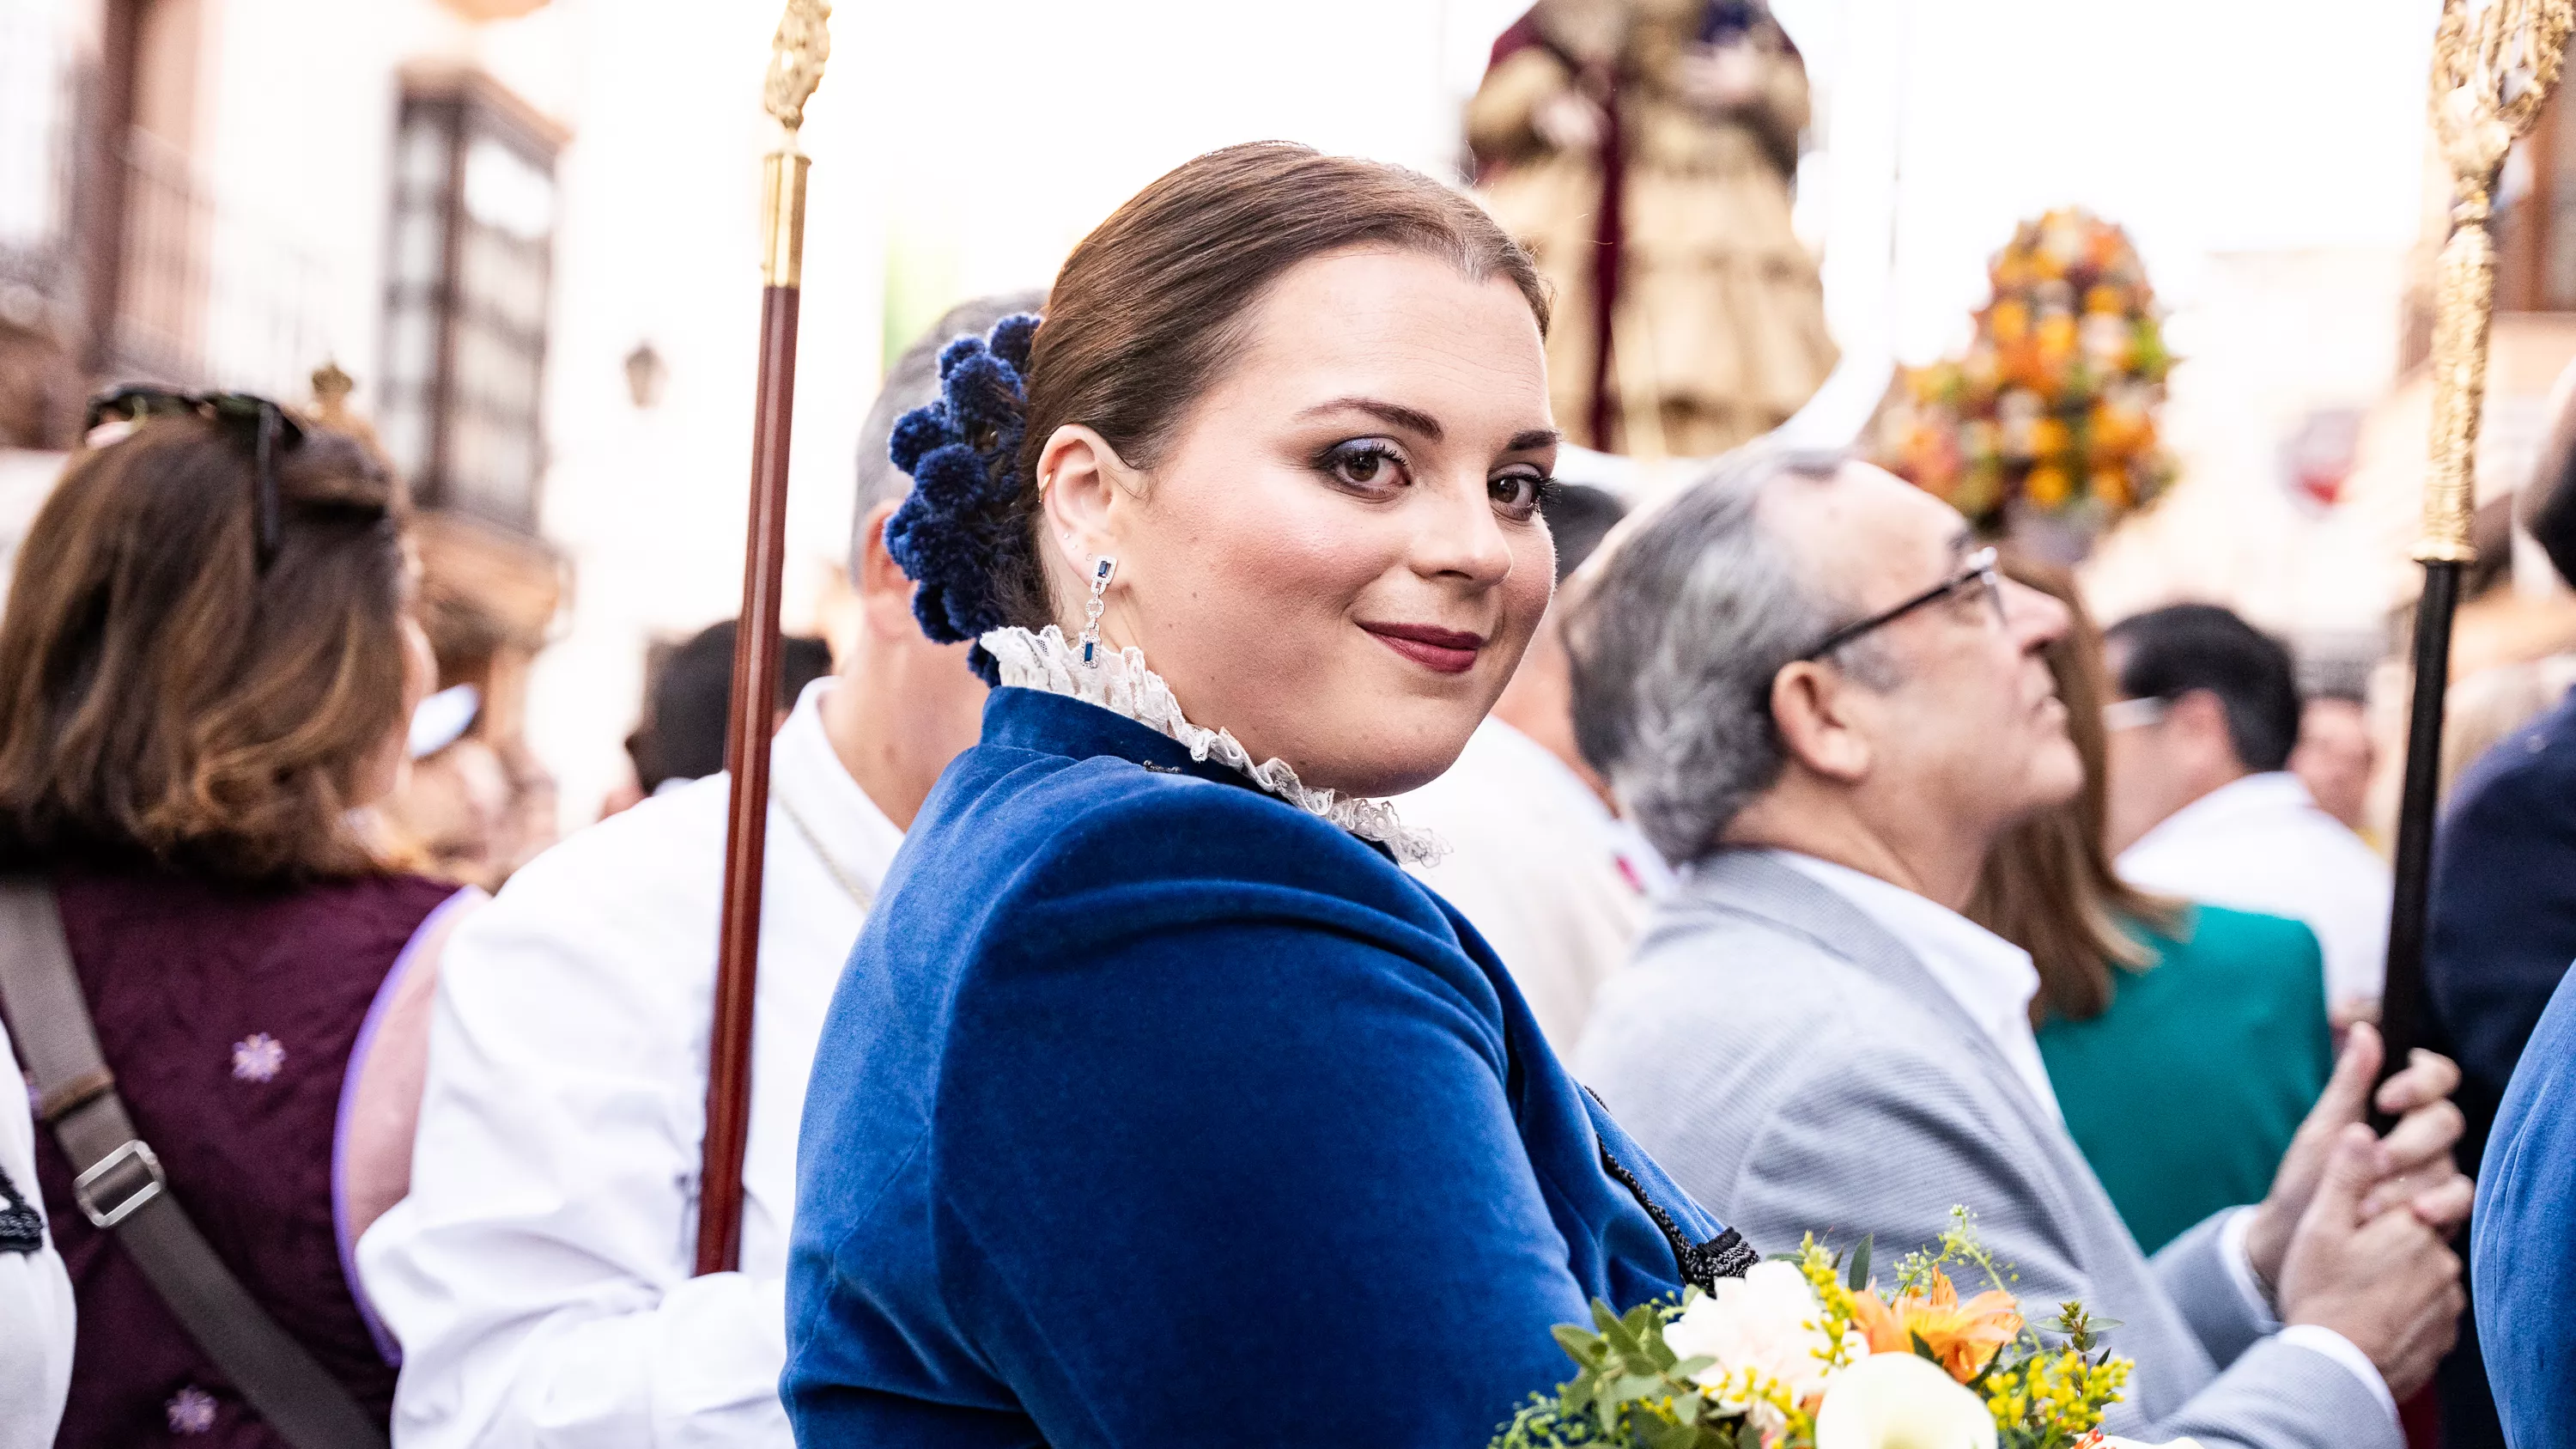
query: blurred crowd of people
[
  {"left": 1, "top": 274, "right": 2565, "bottom": 1446},
  {"left": 0, "top": 3, "right": 2573, "bottom": 1445}
]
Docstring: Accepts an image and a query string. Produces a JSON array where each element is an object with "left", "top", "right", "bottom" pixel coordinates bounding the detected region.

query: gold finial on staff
[
  {"left": 764, "top": 0, "right": 832, "bottom": 141},
  {"left": 758, "top": 0, "right": 831, "bottom": 289},
  {"left": 2421, "top": 0, "right": 2573, "bottom": 562}
]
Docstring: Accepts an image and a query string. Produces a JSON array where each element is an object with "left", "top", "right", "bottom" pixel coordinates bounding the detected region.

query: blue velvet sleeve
[
  {"left": 2473, "top": 969, "right": 2576, "bottom": 1445},
  {"left": 926, "top": 790, "right": 1591, "bottom": 1447}
]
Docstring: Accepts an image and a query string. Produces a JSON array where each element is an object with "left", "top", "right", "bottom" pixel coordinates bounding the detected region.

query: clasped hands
[{"left": 2240, "top": 1022, "right": 2470, "bottom": 1401}]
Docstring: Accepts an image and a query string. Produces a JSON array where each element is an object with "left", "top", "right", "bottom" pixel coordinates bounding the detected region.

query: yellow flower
[
  {"left": 2035, "top": 313, "right": 2080, "bottom": 365},
  {"left": 2024, "top": 466, "right": 2073, "bottom": 510}
]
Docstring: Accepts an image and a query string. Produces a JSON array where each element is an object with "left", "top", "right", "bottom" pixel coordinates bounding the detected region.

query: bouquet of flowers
[
  {"left": 1492, "top": 1212, "right": 2195, "bottom": 1449},
  {"left": 1874, "top": 208, "right": 2177, "bottom": 545}
]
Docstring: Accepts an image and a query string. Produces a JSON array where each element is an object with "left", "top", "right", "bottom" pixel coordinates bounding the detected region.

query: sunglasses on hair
[
  {"left": 84, "top": 387, "right": 306, "bottom": 574},
  {"left": 1800, "top": 545, "right": 2005, "bottom": 662},
  {"left": 2101, "top": 697, "right": 2172, "bottom": 732}
]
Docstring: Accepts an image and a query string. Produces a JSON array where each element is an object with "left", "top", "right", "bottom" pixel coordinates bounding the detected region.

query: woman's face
[{"left": 1045, "top": 247, "right": 1559, "bottom": 799}]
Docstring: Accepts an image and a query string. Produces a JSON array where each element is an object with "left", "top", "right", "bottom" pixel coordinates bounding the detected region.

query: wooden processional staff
[
  {"left": 2379, "top": 0, "right": 2574, "bottom": 1093},
  {"left": 698, "top": 0, "right": 832, "bottom": 1277}
]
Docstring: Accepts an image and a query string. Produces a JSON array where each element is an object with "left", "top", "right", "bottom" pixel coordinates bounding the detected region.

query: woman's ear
[
  {"left": 2168, "top": 688, "right": 2239, "bottom": 771},
  {"left": 1035, "top": 424, "right": 1132, "bottom": 578}
]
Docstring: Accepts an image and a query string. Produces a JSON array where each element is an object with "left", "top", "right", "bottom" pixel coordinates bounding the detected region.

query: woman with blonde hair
[{"left": 1969, "top": 563, "right": 2335, "bottom": 1253}]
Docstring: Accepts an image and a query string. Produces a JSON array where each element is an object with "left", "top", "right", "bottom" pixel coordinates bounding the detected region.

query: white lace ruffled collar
[{"left": 981, "top": 624, "right": 1445, "bottom": 866}]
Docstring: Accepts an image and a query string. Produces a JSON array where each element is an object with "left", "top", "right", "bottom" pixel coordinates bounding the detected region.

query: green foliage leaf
[
  {"left": 1615, "top": 1373, "right": 1670, "bottom": 1404},
  {"left": 1642, "top": 1419, "right": 1700, "bottom": 1449},
  {"left": 1845, "top": 1233, "right": 1874, "bottom": 1292},
  {"left": 1601, "top": 1313, "right": 1649, "bottom": 1367}
]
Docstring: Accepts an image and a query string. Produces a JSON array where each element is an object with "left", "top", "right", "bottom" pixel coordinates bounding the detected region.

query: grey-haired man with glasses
[{"left": 1565, "top": 451, "right": 2469, "bottom": 1449}]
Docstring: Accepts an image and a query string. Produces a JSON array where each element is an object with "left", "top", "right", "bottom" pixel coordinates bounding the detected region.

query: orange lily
[{"left": 1849, "top": 1269, "right": 2025, "bottom": 1384}]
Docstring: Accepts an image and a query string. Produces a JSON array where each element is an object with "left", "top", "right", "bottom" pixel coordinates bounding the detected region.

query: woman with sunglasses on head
[
  {"left": 784, "top": 143, "right": 1753, "bottom": 1447},
  {"left": 0, "top": 397, "right": 477, "bottom": 1448}
]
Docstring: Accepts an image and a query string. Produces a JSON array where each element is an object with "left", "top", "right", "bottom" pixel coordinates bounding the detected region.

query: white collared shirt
[
  {"left": 2117, "top": 771, "right": 2391, "bottom": 1012},
  {"left": 0, "top": 1020, "right": 73, "bottom": 1449},
  {"left": 1764, "top": 850, "right": 2063, "bottom": 1123},
  {"left": 1764, "top": 849, "right": 2395, "bottom": 1424},
  {"left": 359, "top": 679, "right": 899, "bottom": 1449},
  {"left": 1398, "top": 720, "right": 1660, "bottom": 1053}
]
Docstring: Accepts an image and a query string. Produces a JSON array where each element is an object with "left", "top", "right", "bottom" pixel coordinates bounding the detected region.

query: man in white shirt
[
  {"left": 358, "top": 293, "right": 1037, "bottom": 1449},
  {"left": 2101, "top": 603, "right": 2392, "bottom": 1021},
  {"left": 1400, "top": 484, "right": 1663, "bottom": 1052},
  {"left": 1566, "top": 451, "right": 2470, "bottom": 1449}
]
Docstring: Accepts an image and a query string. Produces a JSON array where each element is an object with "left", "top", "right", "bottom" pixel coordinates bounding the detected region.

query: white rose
[
  {"left": 1813, "top": 1352, "right": 1996, "bottom": 1449},
  {"left": 1663, "top": 1260, "right": 1851, "bottom": 1429}
]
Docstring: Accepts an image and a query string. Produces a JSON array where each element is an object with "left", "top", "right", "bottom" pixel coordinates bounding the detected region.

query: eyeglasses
[
  {"left": 2101, "top": 697, "right": 2172, "bottom": 732},
  {"left": 84, "top": 387, "right": 305, "bottom": 574},
  {"left": 1800, "top": 545, "right": 2005, "bottom": 662}
]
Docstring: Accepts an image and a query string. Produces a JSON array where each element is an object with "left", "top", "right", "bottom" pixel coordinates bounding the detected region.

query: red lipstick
[{"left": 1359, "top": 621, "right": 1485, "bottom": 675}]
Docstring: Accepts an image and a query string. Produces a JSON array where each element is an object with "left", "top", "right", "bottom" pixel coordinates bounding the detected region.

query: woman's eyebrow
[
  {"left": 1296, "top": 397, "right": 1445, "bottom": 440},
  {"left": 1292, "top": 400, "right": 1563, "bottom": 456}
]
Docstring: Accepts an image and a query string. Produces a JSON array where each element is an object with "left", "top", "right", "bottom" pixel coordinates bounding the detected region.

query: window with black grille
[{"left": 380, "top": 70, "right": 559, "bottom": 533}]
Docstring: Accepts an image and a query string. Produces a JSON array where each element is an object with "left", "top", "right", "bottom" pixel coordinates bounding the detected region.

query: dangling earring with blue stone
[{"left": 1078, "top": 556, "right": 1117, "bottom": 666}]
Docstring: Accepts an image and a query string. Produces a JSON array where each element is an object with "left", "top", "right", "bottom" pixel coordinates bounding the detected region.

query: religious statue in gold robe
[{"left": 1467, "top": 0, "right": 1838, "bottom": 457}]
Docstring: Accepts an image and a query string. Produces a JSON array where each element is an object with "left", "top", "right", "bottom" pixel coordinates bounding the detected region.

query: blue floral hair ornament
[{"left": 883, "top": 312, "right": 1043, "bottom": 685}]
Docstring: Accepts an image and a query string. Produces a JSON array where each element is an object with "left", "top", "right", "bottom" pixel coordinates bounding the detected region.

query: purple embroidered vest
[{"left": 20, "top": 868, "right": 458, "bottom": 1448}]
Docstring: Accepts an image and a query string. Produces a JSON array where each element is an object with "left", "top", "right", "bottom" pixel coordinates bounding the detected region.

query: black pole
[{"left": 2377, "top": 558, "right": 2460, "bottom": 1128}]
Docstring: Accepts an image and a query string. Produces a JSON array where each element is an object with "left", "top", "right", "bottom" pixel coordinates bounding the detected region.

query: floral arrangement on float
[
  {"left": 1492, "top": 1213, "right": 2196, "bottom": 1449},
  {"left": 1874, "top": 209, "right": 2177, "bottom": 555}
]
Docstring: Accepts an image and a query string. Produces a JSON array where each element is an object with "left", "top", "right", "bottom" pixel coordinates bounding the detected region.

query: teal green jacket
[{"left": 2037, "top": 904, "right": 2334, "bottom": 1255}]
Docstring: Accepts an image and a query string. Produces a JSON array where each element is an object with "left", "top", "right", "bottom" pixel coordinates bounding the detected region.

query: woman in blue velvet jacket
[{"left": 782, "top": 142, "right": 1753, "bottom": 1446}]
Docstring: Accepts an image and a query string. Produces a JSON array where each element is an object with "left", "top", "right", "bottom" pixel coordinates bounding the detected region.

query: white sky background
[{"left": 1783, "top": 0, "right": 2443, "bottom": 369}]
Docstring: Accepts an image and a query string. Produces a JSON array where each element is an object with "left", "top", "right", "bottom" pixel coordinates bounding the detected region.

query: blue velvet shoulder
[
  {"left": 895, "top": 687, "right": 1478, "bottom": 978},
  {"left": 2475, "top": 968, "right": 2576, "bottom": 1440},
  {"left": 785, "top": 688, "right": 1741, "bottom": 1446}
]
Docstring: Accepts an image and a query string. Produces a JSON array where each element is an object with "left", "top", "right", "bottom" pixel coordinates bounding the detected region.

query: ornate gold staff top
[
  {"left": 761, "top": 0, "right": 830, "bottom": 289},
  {"left": 2380, "top": 0, "right": 2573, "bottom": 1102},
  {"left": 2422, "top": 0, "right": 2572, "bottom": 561},
  {"left": 701, "top": 0, "right": 831, "bottom": 1278}
]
